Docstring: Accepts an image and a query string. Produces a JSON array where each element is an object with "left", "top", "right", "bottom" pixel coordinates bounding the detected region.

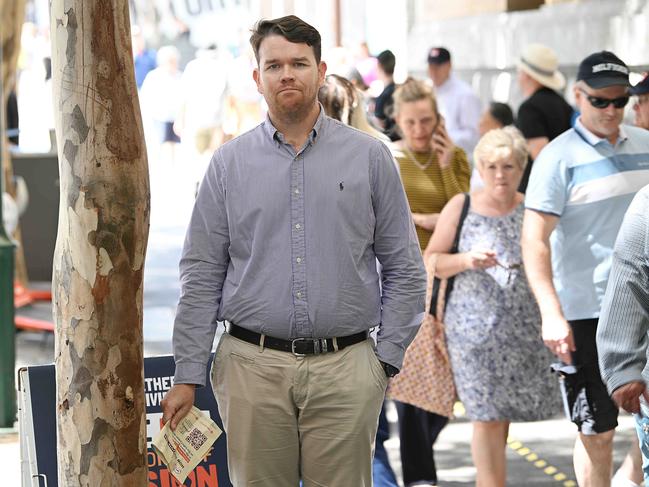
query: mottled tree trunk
[
  {"left": 1, "top": 0, "right": 29, "bottom": 286},
  {"left": 50, "top": 1, "right": 150, "bottom": 485}
]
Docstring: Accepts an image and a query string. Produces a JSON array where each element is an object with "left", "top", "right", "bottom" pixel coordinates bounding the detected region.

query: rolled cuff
[
  {"left": 605, "top": 367, "right": 645, "bottom": 395},
  {"left": 376, "top": 338, "right": 406, "bottom": 371},
  {"left": 173, "top": 361, "right": 208, "bottom": 387}
]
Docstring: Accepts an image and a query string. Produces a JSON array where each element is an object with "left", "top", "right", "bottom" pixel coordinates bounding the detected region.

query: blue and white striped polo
[{"left": 525, "top": 118, "right": 649, "bottom": 321}]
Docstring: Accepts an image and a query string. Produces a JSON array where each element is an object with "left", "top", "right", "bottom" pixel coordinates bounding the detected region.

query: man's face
[
  {"left": 427, "top": 62, "right": 451, "bottom": 87},
  {"left": 253, "top": 35, "right": 326, "bottom": 122},
  {"left": 633, "top": 95, "right": 649, "bottom": 130},
  {"left": 574, "top": 83, "right": 628, "bottom": 142}
]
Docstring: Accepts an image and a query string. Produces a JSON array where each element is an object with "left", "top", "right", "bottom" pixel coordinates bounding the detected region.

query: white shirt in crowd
[{"left": 434, "top": 74, "right": 482, "bottom": 160}]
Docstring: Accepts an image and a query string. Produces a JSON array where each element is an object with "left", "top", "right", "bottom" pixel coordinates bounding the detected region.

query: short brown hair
[{"left": 250, "top": 15, "right": 322, "bottom": 64}]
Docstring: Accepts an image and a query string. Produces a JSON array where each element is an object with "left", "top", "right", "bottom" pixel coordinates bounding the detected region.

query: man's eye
[
  {"left": 294, "top": 62, "right": 307, "bottom": 67},
  {"left": 267, "top": 64, "right": 279, "bottom": 70}
]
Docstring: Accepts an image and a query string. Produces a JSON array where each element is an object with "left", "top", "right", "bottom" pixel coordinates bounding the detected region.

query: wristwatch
[{"left": 380, "top": 361, "right": 399, "bottom": 378}]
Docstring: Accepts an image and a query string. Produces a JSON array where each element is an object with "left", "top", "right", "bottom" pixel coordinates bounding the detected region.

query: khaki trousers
[{"left": 211, "top": 333, "right": 388, "bottom": 486}]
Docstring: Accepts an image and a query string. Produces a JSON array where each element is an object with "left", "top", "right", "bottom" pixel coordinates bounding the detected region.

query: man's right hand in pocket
[{"left": 161, "top": 384, "right": 196, "bottom": 431}]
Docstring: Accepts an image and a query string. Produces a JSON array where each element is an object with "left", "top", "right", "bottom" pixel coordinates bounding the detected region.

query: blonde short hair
[
  {"left": 393, "top": 77, "right": 438, "bottom": 117},
  {"left": 473, "top": 126, "right": 528, "bottom": 170}
]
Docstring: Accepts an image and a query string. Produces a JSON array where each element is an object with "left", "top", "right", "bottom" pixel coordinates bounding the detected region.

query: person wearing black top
[
  {"left": 374, "top": 50, "right": 399, "bottom": 141},
  {"left": 516, "top": 43, "right": 573, "bottom": 192}
]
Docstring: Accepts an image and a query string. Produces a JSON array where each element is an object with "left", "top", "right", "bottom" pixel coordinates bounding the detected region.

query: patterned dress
[{"left": 444, "top": 203, "right": 560, "bottom": 421}]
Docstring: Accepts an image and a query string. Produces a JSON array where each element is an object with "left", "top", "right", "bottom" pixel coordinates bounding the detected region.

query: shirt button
[
  {"left": 296, "top": 291, "right": 302, "bottom": 298},
  {"left": 295, "top": 223, "right": 301, "bottom": 229},
  {"left": 294, "top": 188, "right": 300, "bottom": 194},
  {"left": 296, "top": 257, "right": 302, "bottom": 263}
]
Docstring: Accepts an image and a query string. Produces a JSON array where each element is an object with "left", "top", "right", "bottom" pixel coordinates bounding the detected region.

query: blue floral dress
[{"left": 444, "top": 203, "right": 560, "bottom": 421}]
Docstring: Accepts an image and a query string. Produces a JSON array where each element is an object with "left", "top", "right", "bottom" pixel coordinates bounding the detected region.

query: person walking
[
  {"left": 388, "top": 77, "right": 470, "bottom": 487},
  {"left": 522, "top": 51, "right": 649, "bottom": 487},
  {"left": 597, "top": 184, "right": 649, "bottom": 485},
  {"left": 425, "top": 127, "right": 559, "bottom": 487},
  {"left": 161, "top": 15, "right": 426, "bottom": 487},
  {"left": 426, "top": 47, "right": 481, "bottom": 160},
  {"left": 515, "top": 43, "right": 574, "bottom": 192},
  {"left": 630, "top": 73, "right": 649, "bottom": 130}
]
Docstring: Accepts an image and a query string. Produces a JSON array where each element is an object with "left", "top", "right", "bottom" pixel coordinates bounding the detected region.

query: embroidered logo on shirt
[{"left": 339, "top": 182, "right": 344, "bottom": 191}]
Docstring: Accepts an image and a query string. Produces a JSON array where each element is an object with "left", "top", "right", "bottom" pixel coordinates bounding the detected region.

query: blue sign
[{"left": 25, "top": 355, "right": 231, "bottom": 486}]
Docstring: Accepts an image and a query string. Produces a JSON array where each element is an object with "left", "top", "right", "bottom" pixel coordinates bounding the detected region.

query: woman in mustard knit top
[
  {"left": 391, "top": 78, "right": 470, "bottom": 487},
  {"left": 392, "top": 78, "right": 471, "bottom": 251}
]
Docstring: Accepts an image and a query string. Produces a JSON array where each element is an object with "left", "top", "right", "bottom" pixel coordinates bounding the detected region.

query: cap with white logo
[{"left": 577, "top": 51, "right": 630, "bottom": 89}]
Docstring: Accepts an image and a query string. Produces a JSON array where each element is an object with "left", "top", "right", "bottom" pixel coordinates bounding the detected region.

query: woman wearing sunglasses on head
[
  {"left": 424, "top": 127, "right": 560, "bottom": 487},
  {"left": 388, "top": 77, "right": 470, "bottom": 487}
]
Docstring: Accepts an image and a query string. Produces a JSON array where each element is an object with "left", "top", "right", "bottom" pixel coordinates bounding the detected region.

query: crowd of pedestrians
[{"left": 156, "top": 13, "right": 649, "bottom": 487}]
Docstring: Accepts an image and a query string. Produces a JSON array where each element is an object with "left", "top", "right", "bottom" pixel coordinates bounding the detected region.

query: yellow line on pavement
[{"left": 507, "top": 436, "right": 575, "bottom": 486}]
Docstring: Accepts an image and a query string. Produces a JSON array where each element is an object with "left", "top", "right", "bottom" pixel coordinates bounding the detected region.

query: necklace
[{"left": 403, "top": 146, "right": 435, "bottom": 170}]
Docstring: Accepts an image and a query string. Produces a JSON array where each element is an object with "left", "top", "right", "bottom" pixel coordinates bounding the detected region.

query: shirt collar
[
  {"left": 262, "top": 103, "right": 326, "bottom": 145},
  {"left": 574, "top": 117, "right": 628, "bottom": 147}
]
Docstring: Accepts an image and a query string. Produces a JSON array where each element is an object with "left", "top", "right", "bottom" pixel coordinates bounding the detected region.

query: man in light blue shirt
[
  {"left": 522, "top": 51, "right": 649, "bottom": 487},
  {"left": 161, "top": 15, "right": 426, "bottom": 486}
]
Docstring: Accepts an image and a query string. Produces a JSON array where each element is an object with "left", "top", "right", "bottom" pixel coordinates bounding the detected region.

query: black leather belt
[{"left": 228, "top": 324, "right": 368, "bottom": 356}]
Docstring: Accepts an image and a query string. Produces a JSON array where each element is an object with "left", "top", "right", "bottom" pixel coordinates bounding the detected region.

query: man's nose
[{"left": 280, "top": 65, "right": 295, "bottom": 80}]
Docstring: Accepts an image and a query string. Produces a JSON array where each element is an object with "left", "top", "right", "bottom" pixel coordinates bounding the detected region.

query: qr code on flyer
[{"left": 186, "top": 427, "right": 208, "bottom": 451}]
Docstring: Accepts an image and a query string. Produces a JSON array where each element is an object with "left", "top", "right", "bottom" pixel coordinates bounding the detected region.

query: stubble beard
[{"left": 272, "top": 90, "right": 318, "bottom": 125}]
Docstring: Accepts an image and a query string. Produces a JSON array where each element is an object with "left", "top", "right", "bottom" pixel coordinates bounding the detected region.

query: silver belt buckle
[{"left": 291, "top": 338, "right": 309, "bottom": 357}]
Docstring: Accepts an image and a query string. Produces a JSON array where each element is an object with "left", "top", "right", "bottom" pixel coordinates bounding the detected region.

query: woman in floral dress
[{"left": 424, "top": 127, "right": 559, "bottom": 487}]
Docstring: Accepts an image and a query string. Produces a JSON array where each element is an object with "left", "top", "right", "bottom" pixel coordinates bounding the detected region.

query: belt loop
[
  {"left": 332, "top": 337, "right": 339, "bottom": 352},
  {"left": 259, "top": 334, "right": 265, "bottom": 353}
]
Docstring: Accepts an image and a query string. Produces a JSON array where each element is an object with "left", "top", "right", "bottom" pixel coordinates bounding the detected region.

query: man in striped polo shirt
[{"left": 522, "top": 51, "right": 649, "bottom": 487}]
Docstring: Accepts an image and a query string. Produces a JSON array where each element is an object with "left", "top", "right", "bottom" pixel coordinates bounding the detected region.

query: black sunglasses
[{"left": 578, "top": 88, "right": 629, "bottom": 109}]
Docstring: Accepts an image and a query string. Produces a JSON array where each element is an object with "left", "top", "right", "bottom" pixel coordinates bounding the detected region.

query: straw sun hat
[{"left": 517, "top": 43, "right": 565, "bottom": 91}]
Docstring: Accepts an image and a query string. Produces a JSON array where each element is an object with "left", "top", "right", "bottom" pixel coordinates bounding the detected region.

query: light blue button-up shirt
[{"left": 173, "top": 108, "right": 426, "bottom": 386}]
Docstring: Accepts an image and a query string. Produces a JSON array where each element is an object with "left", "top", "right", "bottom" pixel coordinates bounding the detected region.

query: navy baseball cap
[
  {"left": 427, "top": 47, "right": 451, "bottom": 65},
  {"left": 577, "top": 51, "right": 630, "bottom": 89},
  {"left": 630, "top": 72, "right": 649, "bottom": 96}
]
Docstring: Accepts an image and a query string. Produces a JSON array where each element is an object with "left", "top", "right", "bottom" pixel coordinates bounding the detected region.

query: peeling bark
[{"left": 50, "top": 1, "right": 149, "bottom": 485}]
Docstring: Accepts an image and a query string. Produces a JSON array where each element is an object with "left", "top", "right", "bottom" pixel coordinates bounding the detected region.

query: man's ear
[
  {"left": 253, "top": 68, "right": 263, "bottom": 95},
  {"left": 318, "top": 61, "right": 327, "bottom": 87},
  {"left": 573, "top": 84, "right": 583, "bottom": 105}
]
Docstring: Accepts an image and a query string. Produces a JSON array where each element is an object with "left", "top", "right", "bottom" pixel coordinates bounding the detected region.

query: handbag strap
[
  {"left": 430, "top": 193, "right": 470, "bottom": 318},
  {"left": 451, "top": 193, "right": 471, "bottom": 253}
]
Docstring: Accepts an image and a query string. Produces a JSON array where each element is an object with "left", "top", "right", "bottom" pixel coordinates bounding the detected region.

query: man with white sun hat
[{"left": 515, "top": 43, "right": 574, "bottom": 191}]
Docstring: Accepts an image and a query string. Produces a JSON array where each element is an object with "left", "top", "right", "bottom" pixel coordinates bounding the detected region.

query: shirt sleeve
[
  {"left": 524, "top": 144, "right": 569, "bottom": 216},
  {"left": 440, "top": 147, "right": 471, "bottom": 201},
  {"left": 370, "top": 142, "right": 427, "bottom": 370},
  {"left": 516, "top": 100, "right": 547, "bottom": 139},
  {"left": 172, "top": 152, "right": 231, "bottom": 386},
  {"left": 597, "top": 189, "right": 649, "bottom": 394}
]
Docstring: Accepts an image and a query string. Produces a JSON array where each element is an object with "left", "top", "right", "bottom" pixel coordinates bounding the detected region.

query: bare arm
[
  {"left": 521, "top": 209, "right": 575, "bottom": 363},
  {"left": 412, "top": 212, "right": 439, "bottom": 232},
  {"left": 527, "top": 136, "right": 550, "bottom": 160},
  {"left": 423, "top": 193, "right": 496, "bottom": 278}
]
